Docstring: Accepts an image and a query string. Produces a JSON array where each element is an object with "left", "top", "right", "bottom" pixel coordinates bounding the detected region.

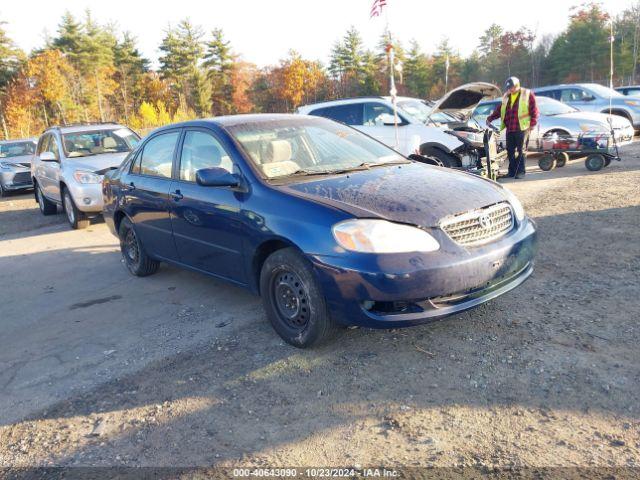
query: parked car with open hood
[
  {"left": 0, "top": 138, "right": 37, "bottom": 196},
  {"left": 296, "top": 96, "right": 472, "bottom": 167},
  {"left": 102, "top": 114, "right": 537, "bottom": 348},
  {"left": 31, "top": 123, "right": 140, "bottom": 229},
  {"left": 534, "top": 83, "right": 640, "bottom": 129},
  {"left": 471, "top": 95, "right": 635, "bottom": 149}
]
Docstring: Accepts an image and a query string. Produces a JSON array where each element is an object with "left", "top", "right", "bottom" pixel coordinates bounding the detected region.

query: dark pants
[{"left": 506, "top": 130, "right": 529, "bottom": 176}]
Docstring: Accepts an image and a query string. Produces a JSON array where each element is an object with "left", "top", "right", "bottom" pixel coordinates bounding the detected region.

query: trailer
[{"left": 533, "top": 131, "right": 621, "bottom": 172}]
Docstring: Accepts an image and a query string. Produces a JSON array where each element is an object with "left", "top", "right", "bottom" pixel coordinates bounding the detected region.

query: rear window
[{"left": 309, "top": 104, "right": 363, "bottom": 126}]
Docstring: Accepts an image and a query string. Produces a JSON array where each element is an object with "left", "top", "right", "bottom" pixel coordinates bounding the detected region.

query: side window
[
  {"left": 42, "top": 134, "right": 60, "bottom": 160},
  {"left": 537, "top": 90, "right": 557, "bottom": 101},
  {"left": 136, "top": 131, "right": 179, "bottom": 178},
  {"left": 311, "top": 104, "right": 363, "bottom": 126},
  {"left": 560, "top": 89, "right": 587, "bottom": 102},
  {"left": 363, "top": 103, "right": 395, "bottom": 126},
  {"left": 179, "top": 130, "right": 233, "bottom": 182},
  {"left": 36, "top": 135, "right": 47, "bottom": 155}
]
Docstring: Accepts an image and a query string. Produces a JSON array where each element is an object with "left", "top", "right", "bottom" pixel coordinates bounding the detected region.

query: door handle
[
  {"left": 171, "top": 190, "right": 183, "bottom": 201},
  {"left": 122, "top": 181, "right": 135, "bottom": 192}
]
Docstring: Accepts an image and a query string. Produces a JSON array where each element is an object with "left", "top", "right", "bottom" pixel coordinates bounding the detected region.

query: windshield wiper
[{"left": 360, "top": 159, "right": 411, "bottom": 167}]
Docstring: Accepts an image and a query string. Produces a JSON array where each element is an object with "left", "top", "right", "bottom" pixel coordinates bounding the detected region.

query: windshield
[
  {"left": 537, "top": 96, "right": 578, "bottom": 115},
  {"left": 227, "top": 117, "right": 408, "bottom": 179},
  {"left": 0, "top": 141, "right": 36, "bottom": 158},
  {"left": 586, "top": 84, "right": 623, "bottom": 98},
  {"left": 397, "top": 100, "right": 458, "bottom": 124},
  {"left": 62, "top": 128, "right": 140, "bottom": 158}
]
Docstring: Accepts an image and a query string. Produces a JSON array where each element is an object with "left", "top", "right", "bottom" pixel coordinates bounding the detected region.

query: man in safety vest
[{"left": 486, "top": 76, "right": 539, "bottom": 179}]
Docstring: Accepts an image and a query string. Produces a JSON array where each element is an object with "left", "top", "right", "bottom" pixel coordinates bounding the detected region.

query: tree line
[{"left": 0, "top": 2, "right": 639, "bottom": 139}]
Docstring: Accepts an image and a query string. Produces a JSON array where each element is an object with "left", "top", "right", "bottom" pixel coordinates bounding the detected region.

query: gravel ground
[{"left": 0, "top": 146, "right": 639, "bottom": 473}]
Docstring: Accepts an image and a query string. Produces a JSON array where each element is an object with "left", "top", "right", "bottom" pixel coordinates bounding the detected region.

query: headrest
[
  {"left": 265, "top": 140, "right": 292, "bottom": 164},
  {"left": 103, "top": 137, "right": 117, "bottom": 149}
]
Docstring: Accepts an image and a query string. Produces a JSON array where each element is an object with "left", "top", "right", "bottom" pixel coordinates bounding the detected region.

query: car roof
[
  {"left": 616, "top": 85, "right": 640, "bottom": 89},
  {"left": 147, "top": 114, "right": 328, "bottom": 134},
  {"left": 534, "top": 83, "right": 603, "bottom": 91},
  {"left": 297, "top": 97, "right": 386, "bottom": 113},
  {"left": 45, "top": 123, "right": 128, "bottom": 134},
  {"left": 0, "top": 137, "right": 38, "bottom": 144}
]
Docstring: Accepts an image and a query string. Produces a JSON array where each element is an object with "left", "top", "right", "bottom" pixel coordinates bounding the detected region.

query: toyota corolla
[{"left": 103, "top": 114, "right": 537, "bottom": 347}]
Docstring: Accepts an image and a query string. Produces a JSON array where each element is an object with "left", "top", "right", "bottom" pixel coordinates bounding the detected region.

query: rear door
[
  {"left": 560, "top": 88, "right": 596, "bottom": 112},
  {"left": 35, "top": 134, "right": 62, "bottom": 201},
  {"left": 168, "top": 128, "right": 246, "bottom": 283},
  {"left": 125, "top": 130, "right": 180, "bottom": 261}
]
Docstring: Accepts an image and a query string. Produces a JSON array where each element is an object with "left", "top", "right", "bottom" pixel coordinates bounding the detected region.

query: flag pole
[{"left": 385, "top": 7, "right": 399, "bottom": 149}]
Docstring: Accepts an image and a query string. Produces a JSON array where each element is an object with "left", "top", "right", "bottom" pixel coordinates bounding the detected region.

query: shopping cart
[{"left": 532, "top": 130, "right": 622, "bottom": 172}]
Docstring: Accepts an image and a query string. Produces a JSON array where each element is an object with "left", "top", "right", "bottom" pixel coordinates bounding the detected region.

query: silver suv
[
  {"left": 31, "top": 123, "right": 140, "bottom": 229},
  {"left": 1, "top": 138, "right": 37, "bottom": 196},
  {"left": 534, "top": 83, "right": 640, "bottom": 129}
]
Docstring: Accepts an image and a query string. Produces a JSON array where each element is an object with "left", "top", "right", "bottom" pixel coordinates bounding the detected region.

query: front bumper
[
  {"left": 65, "top": 180, "right": 104, "bottom": 213},
  {"left": 310, "top": 217, "right": 537, "bottom": 328},
  {"left": 1, "top": 170, "right": 33, "bottom": 191}
]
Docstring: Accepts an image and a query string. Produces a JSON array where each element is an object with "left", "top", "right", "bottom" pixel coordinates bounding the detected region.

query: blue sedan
[{"left": 103, "top": 114, "right": 537, "bottom": 347}]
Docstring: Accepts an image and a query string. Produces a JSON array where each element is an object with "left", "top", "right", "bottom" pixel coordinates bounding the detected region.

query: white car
[
  {"left": 31, "top": 123, "right": 140, "bottom": 229},
  {"left": 297, "top": 97, "right": 471, "bottom": 166}
]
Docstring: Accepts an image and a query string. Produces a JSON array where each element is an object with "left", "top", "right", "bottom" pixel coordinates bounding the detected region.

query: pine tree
[
  {"left": 114, "top": 33, "right": 149, "bottom": 121},
  {"left": 203, "top": 28, "right": 235, "bottom": 115},
  {"left": 404, "top": 40, "right": 431, "bottom": 97}
]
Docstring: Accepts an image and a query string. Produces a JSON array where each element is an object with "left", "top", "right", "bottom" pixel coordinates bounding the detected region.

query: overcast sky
[{"left": 1, "top": 0, "right": 632, "bottom": 67}]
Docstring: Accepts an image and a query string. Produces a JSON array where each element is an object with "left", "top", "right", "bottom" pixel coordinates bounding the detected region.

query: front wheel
[
  {"left": 420, "top": 146, "right": 461, "bottom": 168},
  {"left": 260, "top": 247, "right": 335, "bottom": 348},
  {"left": 35, "top": 183, "right": 57, "bottom": 215},
  {"left": 63, "top": 189, "right": 90, "bottom": 229},
  {"left": 118, "top": 217, "right": 160, "bottom": 276},
  {"left": 538, "top": 154, "right": 556, "bottom": 171}
]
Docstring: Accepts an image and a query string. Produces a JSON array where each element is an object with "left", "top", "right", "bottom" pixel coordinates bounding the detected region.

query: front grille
[
  {"left": 440, "top": 202, "right": 514, "bottom": 246},
  {"left": 12, "top": 172, "right": 32, "bottom": 185}
]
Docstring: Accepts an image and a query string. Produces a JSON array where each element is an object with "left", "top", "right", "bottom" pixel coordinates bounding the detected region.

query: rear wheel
[
  {"left": 35, "top": 183, "right": 57, "bottom": 215},
  {"left": 62, "top": 188, "right": 90, "bottom": 230},
  {"left": 118, "top": 217, "right": 160, "bottom": 276},
  {"left": 585, "top": 154, "right": 606, "bottom": 171},
  {"left": 260, "top": 247, "right": 335, "bottom": 348}
]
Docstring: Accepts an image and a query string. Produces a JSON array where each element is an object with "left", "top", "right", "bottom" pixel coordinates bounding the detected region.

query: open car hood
[{"left": 429, "top": 82, "right": 502, "bottom": 121}]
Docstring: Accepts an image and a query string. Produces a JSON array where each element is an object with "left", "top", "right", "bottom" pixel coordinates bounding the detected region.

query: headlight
[
  {"left": 73, "top": 170, "right": 101, "bottom": 184},
  {"left": 332, "top": 219, "right": 440, "bottom": 253},
  {"left": 624, "top": 100, "right": 640, "bottom": 106},
  {"left": 503, "top": 188, "right": 525, "bottom": 222}
]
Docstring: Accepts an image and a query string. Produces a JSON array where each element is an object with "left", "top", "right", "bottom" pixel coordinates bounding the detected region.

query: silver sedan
[{"left": 471, "top": 96, "right": 635, "bottom": 149}]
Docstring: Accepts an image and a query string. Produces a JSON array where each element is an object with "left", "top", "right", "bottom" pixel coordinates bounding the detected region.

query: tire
[
  {"left": 35, "top": 183, "right": 57, "bottom": 215},
  {"left": 604, "top": 157, "right": 612, "bottom": 167},
  {"left": 555, "top": 152, "right": 569, "bottom": 168},
  {"left": 585, "top": 154, "right": 605, "bottom": 171},
  {"left": 420, "top": 146, "right": 461, "bottom": 168},
  {"left": 260, "top": 247, "right": 335, "bottom": 348},
  {"left": 118, "top": 216, "right": 160, "bottom": 277},
  {"left": 62, "top": 188, "right": 90, "bottom": 230},
  {"left": 0, "top": 183, "right": 5, "bottom": 198},
  {"left": 538, "top": 154, "right": 556, "bottom": 171}
]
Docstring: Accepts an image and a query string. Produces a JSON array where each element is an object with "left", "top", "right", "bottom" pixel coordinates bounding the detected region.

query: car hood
[
  {"left": 551, "top": 111, "right": 631, "bottom": 129},
  {"left": 0, "top": 154, "right": 33, "bottom": 167},
  {"left": 429, "top": 82, "right": 502, "bottom": 121},
  {"left": 66, "top": 152, "right": 130, "bottom": 174},
  {"left": 280, "top": 163, "right": 507, "bottom": 228}
]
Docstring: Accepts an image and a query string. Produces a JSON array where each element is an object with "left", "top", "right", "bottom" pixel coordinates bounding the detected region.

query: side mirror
[
  {"left": 39, "top": 151, "right": 57, "bottom": 162},
  {"left": 195, "top": 167, "right": 240, "bottom": 188},
  {"left": 583, "top": 95, "right": 596, "bottom": 102}
]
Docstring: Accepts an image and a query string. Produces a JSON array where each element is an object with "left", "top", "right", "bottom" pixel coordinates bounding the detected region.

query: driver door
[
  {"left": 37, "top": 134, "right": 62, "bottom": 201},
  {"left": 359, "top": 102, "right": 406, "bottom": 151},
  {"left": 169, "top": 128, "right": 246, "bottom": 284}
]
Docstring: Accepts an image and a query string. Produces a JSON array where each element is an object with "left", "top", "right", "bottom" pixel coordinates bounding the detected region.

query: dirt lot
[{"left": 0, "top": 147, "right": 639, "bottom": 472}]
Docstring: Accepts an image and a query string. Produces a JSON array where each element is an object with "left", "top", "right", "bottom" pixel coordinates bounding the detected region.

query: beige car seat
[{"left": 259, "top": 139, "right": 299, "bottom": 178}]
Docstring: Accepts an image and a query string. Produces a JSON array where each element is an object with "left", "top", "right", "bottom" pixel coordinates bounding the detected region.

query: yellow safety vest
[{"left": 500, "top": 88, "right": 531, "bottom": 131}]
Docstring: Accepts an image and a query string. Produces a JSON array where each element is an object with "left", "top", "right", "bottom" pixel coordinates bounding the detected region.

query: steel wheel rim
[
  {"left": 271, "top": 270, "right": 309, "bottom": 328},
  {"left": 124, "top": 229, "right": 139, "bottom": 264},
  {"left": 64, "top": 192, "right": 75, "bottom": 224}
]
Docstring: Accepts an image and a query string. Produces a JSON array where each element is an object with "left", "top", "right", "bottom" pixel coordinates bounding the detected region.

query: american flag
[{"left": 370, "top": 0, "right": 387, "bottom": 18}]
